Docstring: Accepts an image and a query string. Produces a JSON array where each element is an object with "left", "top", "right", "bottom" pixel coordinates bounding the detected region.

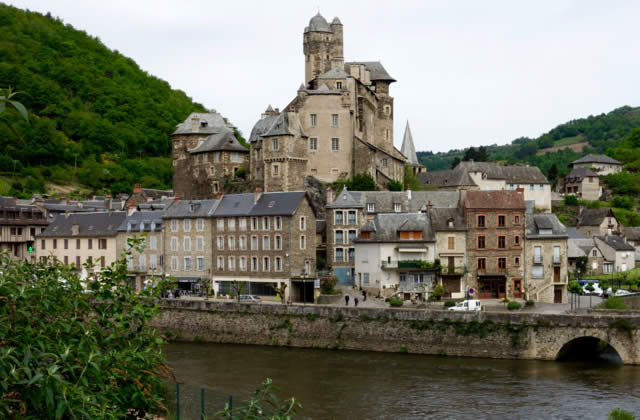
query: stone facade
[
  {"left": 0, "top": 197, "right": 47, "bottom": 262},
  {"left": 526, "top": 239, "right": 568, "bottom": 304}
]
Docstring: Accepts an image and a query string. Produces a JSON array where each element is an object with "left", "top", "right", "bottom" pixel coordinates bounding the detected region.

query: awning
[{"left": 176, "top": 277, "right": 201, "bottom": 283}]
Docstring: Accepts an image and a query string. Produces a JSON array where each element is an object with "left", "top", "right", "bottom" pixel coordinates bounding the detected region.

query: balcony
[
  {"left": 533, "top": 255, "right": 543, "bottom": 264},
  {"left": 381, "top": 260, "right": 440, "bottom": 270},
  {"left": 440, "top": 266, "right": 465, "bottom": 275},
  {"left": 553, "top": 255, "right": 561, "bottom": 264}
]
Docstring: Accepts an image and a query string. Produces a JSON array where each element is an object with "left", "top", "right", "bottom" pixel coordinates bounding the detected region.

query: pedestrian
[
  {"left": 167, "top": 290, "right": 174, "bottom": 299},
  {"left": 354, "top": 297, "right": 359, "bottom": 307},
  {"left": 345, "top": 295, "right": 350, "bottom": 306},
  {"left": 362, "top": 290, "right": 367, "bottom": 301}
]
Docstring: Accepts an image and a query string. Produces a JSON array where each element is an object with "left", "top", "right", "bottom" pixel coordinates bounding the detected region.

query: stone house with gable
[
  {"left": 568, "top": 238, "right": 606, "bottom": 275},
  {"left": 162, "top": 199, "right": 220, "bottom": 294},
  {"left": 430, "top": 207, "right": 467, "bottom": 298},
  {"left": 594, "top": 235, "right": 636, "bottom": 273},
  {"left": 0, "top": 196, "right": 48, "bottom": 262},
  {"left": 464, "top": 190, "right": 525, "bottom": 299},
  {"left": 210, "top": 191, "right": 317, "bottom": 303},
  {"left": 576, "top": 208, "right": 622, "bottom": 237},
  {"left": 560, "top": 167, "right": 601, "bottom": 201},
  {"left": 569, "top": 154, "right": 623, "bottom": 176},
  {"left": 525, "top": 213, "right": 568, "bottom": 304}
]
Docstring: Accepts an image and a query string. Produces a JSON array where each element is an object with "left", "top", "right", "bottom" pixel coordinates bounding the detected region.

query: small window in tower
[
  {"left": 309, "top": 138, "right": 317, "bottom": 152},
  {"left": 331, "top": 114, "right": 339, "bottom": 127},
  {"left": 273, "top": 164, "right": 279, "bottom": 176},
  {"left": 272, "top": 138, "right": 279, "bottom": 152},
  {"left": 336, "top": 81, "right": 343, "bottom": 89},
  {"left": 310, "top": 114, "right": 317, "bottom": 128}
]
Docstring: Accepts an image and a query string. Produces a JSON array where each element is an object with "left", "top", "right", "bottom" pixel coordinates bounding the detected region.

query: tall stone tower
[{"left": 303, "top": 13, "right": 344, "bottom": 86}]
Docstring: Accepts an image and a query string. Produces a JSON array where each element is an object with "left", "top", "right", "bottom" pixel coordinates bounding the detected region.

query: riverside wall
[{"left": 152, "top": 300, "right": 640, "bottom": 364}]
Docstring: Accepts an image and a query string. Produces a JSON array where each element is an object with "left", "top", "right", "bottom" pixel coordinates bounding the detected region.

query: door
[
  {"left": 554, "top": 286, "right": 563, "bottom": 303},
  {"left": 513, "top": 279, "right": 522, "bottom": 298},
  {"left": 554, "top": 266, "right": 560, "bottom": 282},
  {"left": 448, "top": 256, "right": 455, "bottom": 270}
]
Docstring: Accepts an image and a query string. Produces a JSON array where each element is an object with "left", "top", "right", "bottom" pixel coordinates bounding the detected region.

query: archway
[{"left": 556, "top": 336, "right": 623, "bottom": 364}]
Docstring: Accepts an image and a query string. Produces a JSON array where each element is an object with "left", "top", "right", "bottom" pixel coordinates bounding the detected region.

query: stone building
[
  {"left": 418, "top": 161, "right": 552, "bottom": 211},
  {"left": 354, "top": 213, "right": 437, "bottom": 300},
  {"left": 576, "top": 208, "right": 622, "bottom": 237},
  {"left": 116, "top": 210, "right": 165, "bottom": 292},
  {"left": 430, "top": 207, "right": 467, "bottom": 299},
  {"left": 248, "top": 13, "right": 409, "bottom": 191},
  {"left": 464, "top": 190, "right": 525, "bottom": 299},
  {"left": 525, "top": 214, "right": 568, "bottom": 304},
  {"left": 325, "top": 188, "right": 459, "bottom": 284},
  {"left": 36, "top": 211, "right": 127, "bottom": 274},
  {"left": 568, "top": 238, "right": 606, "bottom": 275},
  {"left": 622, "top": 226, "right": 640, "bottom": 248},
  {"left": 210, "top": 191, "right": 317, "bottom": 303},
  {"left": 0, "top": 196, "right": 48, "bottom": 262},
  {"left": 162, "top": 199, "right": 220, "bottom": 295},
  {"left": 400, "top": 121, "right": 426, "bottom": 176},
  {"left": 171, "top": 112, "right": 249, "bottom": 199},
  {"left": 569, "top": 154, "right": 623, "bottom": 176},
  {"left": 594, "top": 235, "right": 636, "bottom": 273},
  {"left": 560, "top": 167, "right": 601, "bottom": 201}
]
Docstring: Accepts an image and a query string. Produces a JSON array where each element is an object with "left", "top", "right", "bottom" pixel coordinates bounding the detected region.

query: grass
[
  {"left": 0, "top": 177, "right": 10, "bottom": 195},
  {"left": 554, "top": 135, "right": 585, "bottom": 146}
]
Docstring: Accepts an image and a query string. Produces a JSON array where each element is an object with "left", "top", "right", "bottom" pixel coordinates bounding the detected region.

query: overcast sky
[{"left": 9, "top": 0, "right": 640, "bottom": 153}]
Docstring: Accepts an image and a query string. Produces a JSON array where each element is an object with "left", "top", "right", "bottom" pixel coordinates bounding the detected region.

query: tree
[
  {"left": 387, "top": 179, "right": 403, "bottom": 191},
  {"left": 201, "top": 277, "right": 211, "bottom": 300},
  {"left": 585, "top": 283, "right": 594, "bottom": 308},
  {"left": 451, "top": 156, "right": 461, "bottom": 169},
  {"left": 568, "top": 281, "right": 582, "bottom": 311},
  {"left": 0, "top": 239, "right": 173, "bottom": 419},
  {"left": 432, "top": 284, "right": 444, "bottom": 301},
  {"left": 348, "top": 173, "right": 377, "bottom": 191},
  {"left": 548, "top": 163, "right": 559, "bottom": 183},
  {"left": 230, "top": 280, "right": 246, "bottom": 303},
  {"left": 274, "top": 282, "right": 288, "bottom": 304},
  {"left": 0, "top": 87, "right": 29, "bottom": 122},
  {"left": 575, "top": 256, "right": 588, "bottom": 277}
]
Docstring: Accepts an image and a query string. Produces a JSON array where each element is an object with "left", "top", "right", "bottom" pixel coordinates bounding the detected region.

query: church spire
[{"left": 401, "top": 121, "right": 419, "bottom": 165}]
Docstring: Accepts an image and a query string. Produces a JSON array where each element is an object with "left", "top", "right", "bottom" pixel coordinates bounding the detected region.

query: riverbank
[{"left": 152, "top": 300, "right": 640, "bottom": 364}]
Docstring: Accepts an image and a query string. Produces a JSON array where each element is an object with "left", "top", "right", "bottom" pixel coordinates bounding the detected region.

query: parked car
[
  {"left": 448, "top": 299, "right": 482, "bottom": 311},
  {"left": 614, "top": 289, "right": 631, "bottom": 297},
  {"left": 581, "top": 283, "right": 603, "bottom": 297},
  {"left": 238, "top": 295, "right": 262, "bottom": 303}
]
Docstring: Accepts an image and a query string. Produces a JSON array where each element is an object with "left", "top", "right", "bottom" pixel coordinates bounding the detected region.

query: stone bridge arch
[{"left": 532, "top": 326, "right": 636, "bottom": 365}]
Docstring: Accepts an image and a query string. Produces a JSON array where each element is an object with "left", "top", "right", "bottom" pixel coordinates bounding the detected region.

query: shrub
[
  {"left": 525, "top": 300, "right": 535, "bottom": 307},
  {"left": 320, "top": 275, "right": 338, "bottom": 295},
  {"left": 611, "top": 195, "right": 635, "bottom": 210},
  {"left": 389, "top": 296, "right": 404, "bottom": 307},
  {"left": 432, "top": 284, "right": 444, "bottom": 301},
  {"left": 609, "top": 408, "right": 636, "bottom": 420},
  {"left": 564, "top": 195, "right": 579, "bottom": 206},
  {"left": 603, "top": 297, "right": 629, "bottom": 310},
  {"left": 387, "top": 179, "right": 403, "bottom": 191},
  {"left": 507, "top": 301, "right": 522, "bottom": 310},
  {"left": 444, "top": 300, "right": 456, "bottom": 308}
]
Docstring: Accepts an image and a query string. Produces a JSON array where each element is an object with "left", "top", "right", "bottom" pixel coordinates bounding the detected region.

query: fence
[{"left": 162, "top": 380, "right": 235, "bottom": 420}]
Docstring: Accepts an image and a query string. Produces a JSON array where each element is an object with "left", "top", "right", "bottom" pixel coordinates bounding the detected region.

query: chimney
[
  {"left": 127, "top": 200, "right": 137, "bottom": 216},
  {"left": 191, "top": 115, "right": 200, "bottom": 132},
  {"left": 427, "top": 200, "right": 432, "bottom": 216},
  {"left": 516, "top": 187, "right": 524, "bottom": 196},
  {"left": 133, "top": 184, "right": 142, "bottom": 194},
  {"left": 326, "top": 186, "right": 334, "bottom": 205},
  {"left": 406, "top": 185, "right": 411, "bottom": 200},
  {"left": 216, "top": 190, "right": 224, "bottom": 200},
  {"left": 254, "top": 187, "right": 263, "bottom": 204}
]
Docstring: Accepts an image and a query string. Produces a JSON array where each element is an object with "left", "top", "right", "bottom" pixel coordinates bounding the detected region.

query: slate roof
[
  {"left": 39, "top": 211, "right": 126, "bottom": 238},
  {"left": 317, "top": 68, "right": 350, "bottom": 79},
  {"left": 212, "top": 192, "right": 310, "bottom": 217},
  {"left": 565, "top": 167, "right": 598, "bottom": 180},
  {"left": 568, "top": 238, "right": 595, "bottom": 258},
  {"left": 419, "top": 162, "right": 549, "bottom": 187},
  {"left": 162, "top": 200, "right": 220, "bottom": 219},
  {"left": 596, "top": 235, "right": 635, "bottom": 251},
  {"left": 172, "top": 112, "right": 231, "bottom": 135},
  {"left": 429, "top": 207, "right": 466, "bottom": 232},
  {"left": 577, "top": 208, "right": 616, "bottom": 226},
  {"left": 464, "top": 190, "right": 525, "bottom": 210},
  {"left": 306, "top": 13, "right": 332, "bottom": 32},
  {"left": 263, "top": 113, "right": 295, "bottom": 137},
  {"left": 400, "top": 121, "right": 420, "bottom": 166},
  {"left": 345, "top": 61, "right": 396, "bottom": 82},
  {"left": 418, "top": 168, "right": 475, "bottom": 187},
  {"left": 355, "top": 213, "right": 434, "bottom": 242},
  {"left": 566, "top": 227, "right": 585, "bottom": 239},
  {"left": 326, "top": 188, "right": 364, "bottom": 209},
  {"left": 249, "top": 115, "right": 280, "bottom": 143},
  {"left": 526, "top": 214, "right": 568, "bottom": 239},
  {"left": 571, "top": 154, "right": 622, "bottom": 166},
  {"left": 117, "top": 211, "right": 164, "bottom": 232},
  {"left": 328, "top": 190, "right": 460, "bottom": 212},
  {"left": 190, "top": 129, "right": 248, "bottom": 154},
  {"left": 623, "top": 226, "right": 640, "bottom": 241}
]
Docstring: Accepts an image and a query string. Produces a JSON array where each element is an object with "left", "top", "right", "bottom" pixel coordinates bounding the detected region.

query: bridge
[{"left": 153, "top": 300, "right": 640, "bottom": 365}]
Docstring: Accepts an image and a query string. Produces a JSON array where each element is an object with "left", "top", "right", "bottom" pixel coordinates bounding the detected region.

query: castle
[{"left": 172, "top": 13, "right": 422, "bottom": 198}]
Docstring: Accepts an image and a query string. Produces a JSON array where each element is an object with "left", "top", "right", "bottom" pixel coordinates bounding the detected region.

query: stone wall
[{"left": 153, "top": 300, "right": 640, "bottom": 364}]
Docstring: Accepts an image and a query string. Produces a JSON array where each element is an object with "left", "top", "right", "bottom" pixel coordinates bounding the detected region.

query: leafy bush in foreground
[
  {"left": 389, "top": 296, "right": 404, "bottom": 307},
  {"left": 507, "top": 301, "right": 522, "bottom": 311}
]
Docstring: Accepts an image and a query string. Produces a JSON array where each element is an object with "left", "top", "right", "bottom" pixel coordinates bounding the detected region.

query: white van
[{"left": 448, "top": 299, "right": 482, "bottom": 311}]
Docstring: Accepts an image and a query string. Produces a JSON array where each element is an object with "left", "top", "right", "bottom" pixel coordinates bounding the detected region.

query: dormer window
[
  {"left": 336, "top": 81, "right": 343, "bottom": 89},
  {"left": 367, "top": 203, "right": 375, "bottom": 213},
  {"left": 399, "top": 231, "right": 423, "bottom": 240},
  {"left": 393, "top": 203, "right": 401, "bottom": 213},
  {"left": 139, "top": 222, "right": 145, "bottom": 232},
  {"left": 539, "top": 229, "right": 552, "bottom": 235},
  {"left": 200, "top": 121, "right": 208, "bottom": 128},
  {"left": 447, "top": 219, "right": 454, "bottom": 228}
]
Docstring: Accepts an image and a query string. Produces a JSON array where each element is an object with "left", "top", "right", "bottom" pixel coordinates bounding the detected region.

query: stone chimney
[
  {"left": 133, "top": 184, "right": 142, "bottom": 194},
  {"left": 127, "top": 201, "right": 137, "bottom": 216},
  {"left": 326, "top": 186, "right": 334, "bottom": 205},
  {"left": 191, "top": 115, "right": 200, "bottom": 131},
  {"left": 427, "top": 200, "right": 432, "bottom": 217},
  {"left": 254, "top": 187, "right": 263, "bottom": 204}
]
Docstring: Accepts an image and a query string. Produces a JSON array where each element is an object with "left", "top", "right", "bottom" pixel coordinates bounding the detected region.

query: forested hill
[
  {"left": 418, "top": 106, "right": 640, "bottom": 175},
  {"left": 0, "top": 4, "right": 212, "bottom": 196}
]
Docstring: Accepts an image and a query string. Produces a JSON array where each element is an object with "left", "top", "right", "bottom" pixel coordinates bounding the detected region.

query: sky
[{"left": 9, "top": 0, "right": 640, "bottom": 153}]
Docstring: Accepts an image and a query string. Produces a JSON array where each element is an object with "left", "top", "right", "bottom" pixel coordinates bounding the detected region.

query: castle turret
[
  {"left": 330, "top": 17, "right": 344, "bottom": 72},
  {"left": 303, "top": 13, "right": 344, "bottom": 86}
]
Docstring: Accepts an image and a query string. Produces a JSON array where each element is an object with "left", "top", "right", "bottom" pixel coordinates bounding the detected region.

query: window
[
  {"left": 275, "top": 235, "right": 282, "bottom": 250},
  {"left": 213, "top": 182, "right": 219, "bottom": 193},
  {"left": 477, "top": 258, "right": 486, "bottom": 271},
  {"left": 514, "top": 235, "right": 520, "bottom": 246},
  {"left": 275, "top": 257, "right": 282, "bottom": 272},
  {"left": 228, "top": 218, "right": 236, "bottom": 231},
  {"left": 171, "top": 256, "right": 178, "bottom": 271},
  {"left": 76, "top": 239, "right": 81, "bottom": 249},
  {"left": 272, "top": 138, "right": 279, "bottom": 152},
  {"left": 331, "top": 114, "right": 339, "bottom": 127},
  {"left": 498, "top": 215, "right": 506, "bottom": 227},
  {"left": 41, "top": 239, "right": 45, "bottom": 250},
  {"left": 300, "top": 216, "right": 306, "bottom": 230},
  {"left": 64, "top": 239, "right": 68, "bottom": 250},
  {"left": 217, "top": 256, "right": 224, "bottom": 270},
  {"left": 239, "top": 218, "right": 247, "bottom": 231},
  {"left": 150, "top": 236, "right": 157, "bottom": 250},
  {"left": 183, "top": 219, "right": 191, "bottom": 232},
  {"left": 197, "top": 257, "right": 205, "bottom": 271},
  {"left": 273, "top": 164, "right": 279, "bottom": 176},
  {"left": 171, "top": 237, "right": 178, "bottom": 251},
  {"left": 88, "top": 239, "right": 93, "bottom": 250},
  {"left": 347, "top": 211, "right": 356, "bottom": 224},
  {"left": 477, "top": 215, "right": 485, "bottom": 227},
  {"left": 64, "top": 256, "right": 68, "bottom": 265},
  {"left": 394, "top": 203, "right": 401, "bottom": 213},
  {"left": 228, "top": 236, "right": 235, "bottom": 250},
  {"left": 139, "top": 255, "right": 146, "bottom": 271},
  {"left": 448, "top": 237, "right": 455, "bottom": 250},
  {"left": 171, "top": 220, "right": 178, "bottom": 232},
  {"left": 514, "top": 215, "right": 520, "bottom": 225},
  {"left": 275, "top": 216, "right": 282, "bottom": 230},
  {"left": 262, "top": 217, "right": 270, "bottom": 230},
  {"left": 309, "top": 137, "right": 317, "bottom": 152},
  {"left": 196, "top": 236, "right": 204, "bottom": 251},
  {"left": 300, "top": 235, "right": 306, "bottom": 249},
  {"left": 553, "top": 246, "right": 561, "bottom": 263},
  {"left": 534, "top": 246, "right": 542, "bottom": 263},
  {"left": 184, "top": 257, "right": 192, "bottom": 271},
  {"left": 514, "top": 256, "right": 520, "bottom": 265},
  {"left": 263, "top": 257, "right": 270, "bottom": 272},
  {"left": 367, "top": 203, "right": 375, "bottom": 213},
  {"left": 232, "top": 152, "right": 243, "bottom": 163},
  {"left": 263, "top": 236, "right": 270, "bottom": 250},
  {"left": 150, "top": 255, "right": 157, "bottom": 269},
  {"left": 239, "top": 236, "right": 247, "bottom": 250},
  {"left": 76, "top": 256, "right": 81, "bottom": 268},
  {"left": 336, "top": 81, "right": 343, "bottom": 89},
  {"left": 539, "top": 184, "right": 544, "bottom": 191},
  {"left": 240, "top": 257, "right": 247, "bottom": 271},
  {"left": 348, "top": 248, "right": 355, "bottom": 262},
  {"left": 217, "top": 219, "right": 225, "bottom": 232},
  {"left": 336, "top": 248, "right": 344, "bottom": 262},
  {"left": 196, "top": 218, "right": 204, "bottom": 231},
  {"left": 251, "top": 236, "right": 258, "bottom": 250},
  {"left": 335, "top": 211, "right": 344, "bottom": 225},
  {"left": 183, "top": 237, "right": 191, "bottom": 251},
  {"left": 310, "top": 114, "right": 317, "bottom": 127},
  {"left": 532, "top": 265, "right": 544, "bottom": 278},
  {"left": 348, "top": 230, "right": 357, "bottom": 243},
  {"left": 498, "top": 257, "right": 507, "bottom": 271},
  {"left": 498, "top": 236, "right": 506, "bottom": 249},
  {"left": 53, "top": 239, "right": 57, "bottom": 249},
  {"left": 251, "top": 217, "right": 258, "bottom": 231},
  {"left": 592, "top": 250, "right": 597, "bottom": 257},
  {"left": 477, "top": 236, "right": 486, "bottom": 249},
  {"left": 335, "top": 230, "right": 344, "bottom": 244},
  {"left": 98, "top": 239, "right": 107, "bottom": 249},
  {"left": 331, "top": 138, "right": 340, "bottom": 151},
  {"left": 228, "top": 256, "right": 236, "bottom": 271},
  {"left": 529, "top": 184, "right": 535, "bottom": 192},
  {"left": 217, "top": 236, "right": 224, "bottom": 250},
  {"left": 251, "top": 257, "right": 258, "bottom": 272}
]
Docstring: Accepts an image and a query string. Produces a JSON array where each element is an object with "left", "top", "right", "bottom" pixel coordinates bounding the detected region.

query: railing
[
  {"left": 533, "top": 255, "right": 543, "bottom": 264},
  {"left": 498, "top": 267, "right": 507, "bottom": 273},
  {"left": 381, "top": 260, "right": 438, "bottom": 270},
  {"left": 440, "top": 266, "right": 465, "bottom": 275},
  {"left": 553, "top": 255, "right": 561, "bottom": 264},
  {"left": 398, "top": 282, "right": 427, "bottom": 292}
]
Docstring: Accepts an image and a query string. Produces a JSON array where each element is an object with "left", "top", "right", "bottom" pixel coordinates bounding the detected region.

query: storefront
[{"left": 477, "top": 274, "right": 506, "bottom": 299}]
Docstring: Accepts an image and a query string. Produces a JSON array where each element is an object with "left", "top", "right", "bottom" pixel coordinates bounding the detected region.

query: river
[{"left": 165, "top": 342, "right": 640, "bottom": 419}]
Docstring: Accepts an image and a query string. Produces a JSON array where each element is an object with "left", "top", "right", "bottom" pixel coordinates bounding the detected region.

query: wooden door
[
  {"left": 554, "top": 286, "right": 562, "bottom": 303},
  {"left": 554, "top": 267, "right": 560, "bottom": 282},
  {"left": 513, "top": 279, "right": 522, "bottom": 298}
]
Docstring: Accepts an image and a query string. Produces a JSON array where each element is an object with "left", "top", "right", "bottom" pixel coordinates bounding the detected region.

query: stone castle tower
[{"left": 303, "top": 14, "right": 344, "bottom": 86}]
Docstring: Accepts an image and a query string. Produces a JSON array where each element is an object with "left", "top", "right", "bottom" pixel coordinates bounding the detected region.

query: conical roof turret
[{"left": 401, "top": 121, "right": 420, "bottom": 166}]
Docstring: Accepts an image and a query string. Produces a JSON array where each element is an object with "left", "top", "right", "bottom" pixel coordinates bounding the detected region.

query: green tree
[
  {"left": 568, "top": 281, "right": 582, "bottom": 311},
  {"left": 387, "top": 179, "right": 403, "bottom": 191},
  {"left": 585, "top": 283, "right": 594, "bottom": 308},
  {"left": 348, "top": 173, "right": 377, "bottom": 191},
  {"left": 0, "top": 87, "right": 29, "bottom": 121}
]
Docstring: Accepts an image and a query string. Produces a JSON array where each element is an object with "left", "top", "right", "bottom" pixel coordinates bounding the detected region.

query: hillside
[
  {"left": 418, "top": 106, "right": 640, "bottom": 176},
  {"left": 0, "top": 4, "right": 215, "bottom": 197}
]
